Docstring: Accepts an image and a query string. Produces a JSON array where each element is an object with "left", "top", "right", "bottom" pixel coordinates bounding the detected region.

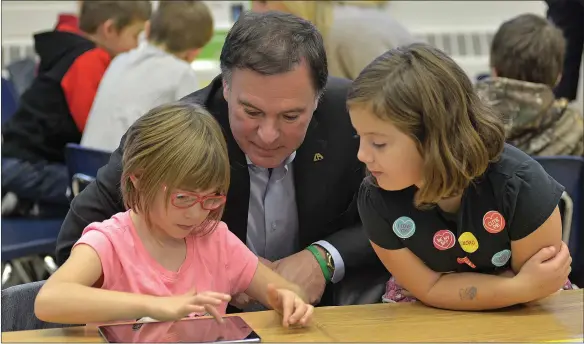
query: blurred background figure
[
  {"left": 81, "top": 0, "right": 214, "bottom": 153},
  {"left": 544, "top": 0, "right": 584, "bottom": 102},
  {"left": 1, "top": 1, "right": 151, "bottom": 218},
  {"left": 476, "top": 13, "right": 583, "bottom": 157},
  {"left": 251, "top": 1, "right": 417, "bottom": 80}
]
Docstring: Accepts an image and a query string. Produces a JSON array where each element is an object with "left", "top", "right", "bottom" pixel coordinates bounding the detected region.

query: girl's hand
[
  {"left": 147, "top": 288, "right": 231, "bottom": 323},
  {"left": 266, "top": 284, "right": 314, "bottom": 328},
  {"left": 514, "top": 242, "right": 572, "bottom": 301}
]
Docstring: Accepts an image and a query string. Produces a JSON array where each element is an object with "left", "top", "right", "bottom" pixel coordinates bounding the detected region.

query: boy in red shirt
[{"left": 2, "top": 1, "right": 152, "bottom": 218}]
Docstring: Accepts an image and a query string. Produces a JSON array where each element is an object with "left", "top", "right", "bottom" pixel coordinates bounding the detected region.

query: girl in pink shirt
[{"left": 35, "top": 102, "right": 313, "bottom": 328}]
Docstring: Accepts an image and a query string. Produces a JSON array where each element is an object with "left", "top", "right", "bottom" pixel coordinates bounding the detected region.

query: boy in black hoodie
[{"left": 2, "top": 1, "right": 151, "bottom": 217}]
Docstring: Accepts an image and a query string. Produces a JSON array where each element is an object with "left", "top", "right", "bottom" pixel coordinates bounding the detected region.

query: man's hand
[
  {"left": 230, "top": 257, "right": 276, "bottom": 310},
  {"left": 273, "top": 249, "right": 327, "bottom": 305}
]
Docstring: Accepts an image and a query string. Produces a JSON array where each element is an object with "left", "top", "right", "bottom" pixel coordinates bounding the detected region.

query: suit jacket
[{"left": 56, "top": 75, "right": 386, "bottom": 305}]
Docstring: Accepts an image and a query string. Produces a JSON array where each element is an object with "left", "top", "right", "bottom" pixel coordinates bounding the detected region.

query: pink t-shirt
[{"left": 73, "top": 211, "right": 258, "bottom": 317}]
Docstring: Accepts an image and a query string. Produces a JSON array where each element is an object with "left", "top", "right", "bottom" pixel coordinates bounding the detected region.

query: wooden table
[{"left": 3, "top": 290, "right": 582, "bottom": 342}]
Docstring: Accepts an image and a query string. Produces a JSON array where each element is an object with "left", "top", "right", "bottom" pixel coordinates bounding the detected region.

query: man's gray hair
[{"left": 220, "top": 11, "right": 328, "bottom": 96}]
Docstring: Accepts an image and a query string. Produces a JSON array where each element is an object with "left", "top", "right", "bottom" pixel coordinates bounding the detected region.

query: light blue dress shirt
[{"left": 245, "top": 153, "right": 345, "bottom": 283}]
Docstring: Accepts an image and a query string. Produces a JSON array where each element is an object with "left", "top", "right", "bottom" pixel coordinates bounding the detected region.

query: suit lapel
[{"left": 293, "top": 116, "right": 329, "bottom": 244}]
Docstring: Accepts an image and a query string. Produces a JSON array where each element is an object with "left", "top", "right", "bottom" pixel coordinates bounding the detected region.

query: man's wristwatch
[
  {"left": 322, "top": 247, "right": 335, "bottom": 277},
  {"left": 307, "top": 244, "right": 335, "bottom": 283}
]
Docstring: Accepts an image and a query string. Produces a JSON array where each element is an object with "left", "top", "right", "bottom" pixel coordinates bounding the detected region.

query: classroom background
[
  {"left": 0, "top": 1, "right": 583, "bottom": 342},
  {"left": 2, "top": 0, "right": 582, "bottom": 109}
]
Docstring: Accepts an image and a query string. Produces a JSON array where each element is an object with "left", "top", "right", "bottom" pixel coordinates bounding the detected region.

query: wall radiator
[{"left": 3, "top": 30, "right": 494, "bottom": 82}]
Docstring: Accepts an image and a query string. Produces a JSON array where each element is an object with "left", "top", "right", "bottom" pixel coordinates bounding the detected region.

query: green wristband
[{"left": 306, "top": 245, "right": 331, "bottom": 283}]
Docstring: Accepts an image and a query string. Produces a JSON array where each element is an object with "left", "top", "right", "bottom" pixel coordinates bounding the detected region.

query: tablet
[{"left": 98, "top": 316, "right": 261, "bottom": 343}]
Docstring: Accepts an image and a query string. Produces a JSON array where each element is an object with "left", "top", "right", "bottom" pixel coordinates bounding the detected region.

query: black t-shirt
[{"left": 358, "top": 144, "right": 564, "bottom": 274}]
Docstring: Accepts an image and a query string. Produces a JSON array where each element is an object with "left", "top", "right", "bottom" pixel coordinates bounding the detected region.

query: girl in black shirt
[{"left": 348, "top": 43, "right": 574, "bottom": 311}]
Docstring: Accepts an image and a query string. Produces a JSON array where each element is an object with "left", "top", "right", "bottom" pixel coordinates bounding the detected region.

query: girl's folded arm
[
  {"left": 371, "top": 242, "right": 527, "bottom": 311},
  {"left": 34, "top": 244, "right": 155, "bottom": 324},
  {"left": 244, "top": 262, "right": 307, "bottom": 307}
]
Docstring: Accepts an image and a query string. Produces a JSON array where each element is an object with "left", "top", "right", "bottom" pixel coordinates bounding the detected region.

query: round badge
[
  {"left": 483, "top": 210, "right": 506, "bottom": 234},
  {"left": 491, "top": 249, "right": 512, "bottom": 267},
  {"left": 458, "top": 232, "right": 479, "bottom": 253},
  {"left": 392, "top": 216, "right": 416, "bottom": 239},
  {"left": 433, "top": 230, "right": 455, "bottom": 250}
]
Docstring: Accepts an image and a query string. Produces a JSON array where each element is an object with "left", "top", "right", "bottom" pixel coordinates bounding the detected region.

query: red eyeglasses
[{"left": 170, "top": 191, "right": 226, "bottom": 210}]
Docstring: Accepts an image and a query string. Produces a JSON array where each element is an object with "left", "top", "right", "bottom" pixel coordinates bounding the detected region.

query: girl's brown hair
[
  {"left": 121, "top": 102, "right": 230, "bottom": 235},
  {"left": 347, "top": 43, "right": 505, "bottom": 208}
]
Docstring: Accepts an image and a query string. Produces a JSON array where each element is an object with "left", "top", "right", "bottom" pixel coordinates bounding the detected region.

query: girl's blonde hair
[
  {"left": 348, "top": 43, "right": 505, "bottom": 209},
  {"left": 121, "top": 102, "right": 230, "bottom": 234}
]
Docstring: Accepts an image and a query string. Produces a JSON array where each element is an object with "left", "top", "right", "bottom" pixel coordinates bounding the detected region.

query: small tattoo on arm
[{"left": 459, "top": 286, "right": 477, "bottom": 301}]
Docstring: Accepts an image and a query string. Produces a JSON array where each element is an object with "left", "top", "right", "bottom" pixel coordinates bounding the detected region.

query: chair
[
  {"left": 1, "top": 218, "right": 63, "bottom": 286},
  {"left": 1, "top": 280, "right": 80, "bottom": 332},
  {"left": 533, "top": 156, "right": 584, "bottom": 287},
  {"left": 1, "top": 76, "right": 18, "bottom": 124},
  {"left": 1, "top": 144, "right": 109, "bottom": 286},
  {"left": 533, "top": 156, "right": 584, "bottom": 246},
  {"left": 6, "top": 57, "right": 36, "bottom": 97},
  {"left": 64, "top": 143, "right": 112, "bottom": 197},
  {"left": 1, "top": 153, "right": 65, "bottom": 285}
]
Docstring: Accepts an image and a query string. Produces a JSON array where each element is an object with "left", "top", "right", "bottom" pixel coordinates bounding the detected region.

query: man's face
[{"left": 223, "top": 63, "right": 318, "bottom": 168}]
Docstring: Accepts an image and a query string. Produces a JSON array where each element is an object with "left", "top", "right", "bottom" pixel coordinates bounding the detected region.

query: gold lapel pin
[{"left": 313, "top": 153, "right": 324, "bottom": 162}]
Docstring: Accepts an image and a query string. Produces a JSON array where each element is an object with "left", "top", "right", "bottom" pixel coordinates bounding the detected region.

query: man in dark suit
[{"left": 56, "top": 11, "right": 388, "bottom": 307}]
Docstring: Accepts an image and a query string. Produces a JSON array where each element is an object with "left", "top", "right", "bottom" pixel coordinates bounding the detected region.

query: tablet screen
[{"left": 98, "top": 316, "right": 261, "bottom": 343}]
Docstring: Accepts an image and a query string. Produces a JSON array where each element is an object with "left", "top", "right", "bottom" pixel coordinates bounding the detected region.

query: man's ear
[{"left": 222, "top": 78, "right": 229, "bottom": 102}]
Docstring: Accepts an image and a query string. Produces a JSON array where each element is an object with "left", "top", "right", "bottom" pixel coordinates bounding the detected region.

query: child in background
[
  {"left": 1, "top": 1, "right": 151, "bottom": 218},
  {"left": 349, "top": 43, "right": 573, "bottom": 311},
  {"left": 81, "top": 1, "right": 214, "bottom": 152},
  {"left": 475, "top": 14, "right": 583, "bottom": 156},
  {"left": 35, "top": 103, "right": 313, "bottom": 327},
  {"left": 55, "top": 1, "right": 83, "bottom": 33}
]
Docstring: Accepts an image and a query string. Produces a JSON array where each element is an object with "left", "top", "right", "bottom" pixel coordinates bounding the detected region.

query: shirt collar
[{"left": 246, "top": 151, "right": 297, "bottom": 169}]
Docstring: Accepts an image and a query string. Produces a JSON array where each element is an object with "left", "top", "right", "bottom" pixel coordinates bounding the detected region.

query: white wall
[
  {"left": 0, "top": 0, "right": 549, "bottom": 43},
  {"left": 1, "top": 1, "right": 77, "bottom": 42},
  {"left": 1, "top": 0, "right": 581, "bottom": 106},
  {"left": 384, "top": 0, "right": 547, "bottom": 33},
  {"left": 0, "top": 1, "right": 246, "bottom": 43}
]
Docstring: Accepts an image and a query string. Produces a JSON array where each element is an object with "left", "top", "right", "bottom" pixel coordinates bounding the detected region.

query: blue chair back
[
  {"left": 1, "top": 218, "right": 64, "bottom": 262},
  {"left": 533, "top": 156, "right": 584, "bottom": 285},
  {"left": 1, "top": 280, "right": 80, "bottom": 331},
  {"left": 2, "top": 77, "right": 18, "bottom": 124},
  {"left": 64, "top": 143, "right": 112, "bottom": 197}
]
